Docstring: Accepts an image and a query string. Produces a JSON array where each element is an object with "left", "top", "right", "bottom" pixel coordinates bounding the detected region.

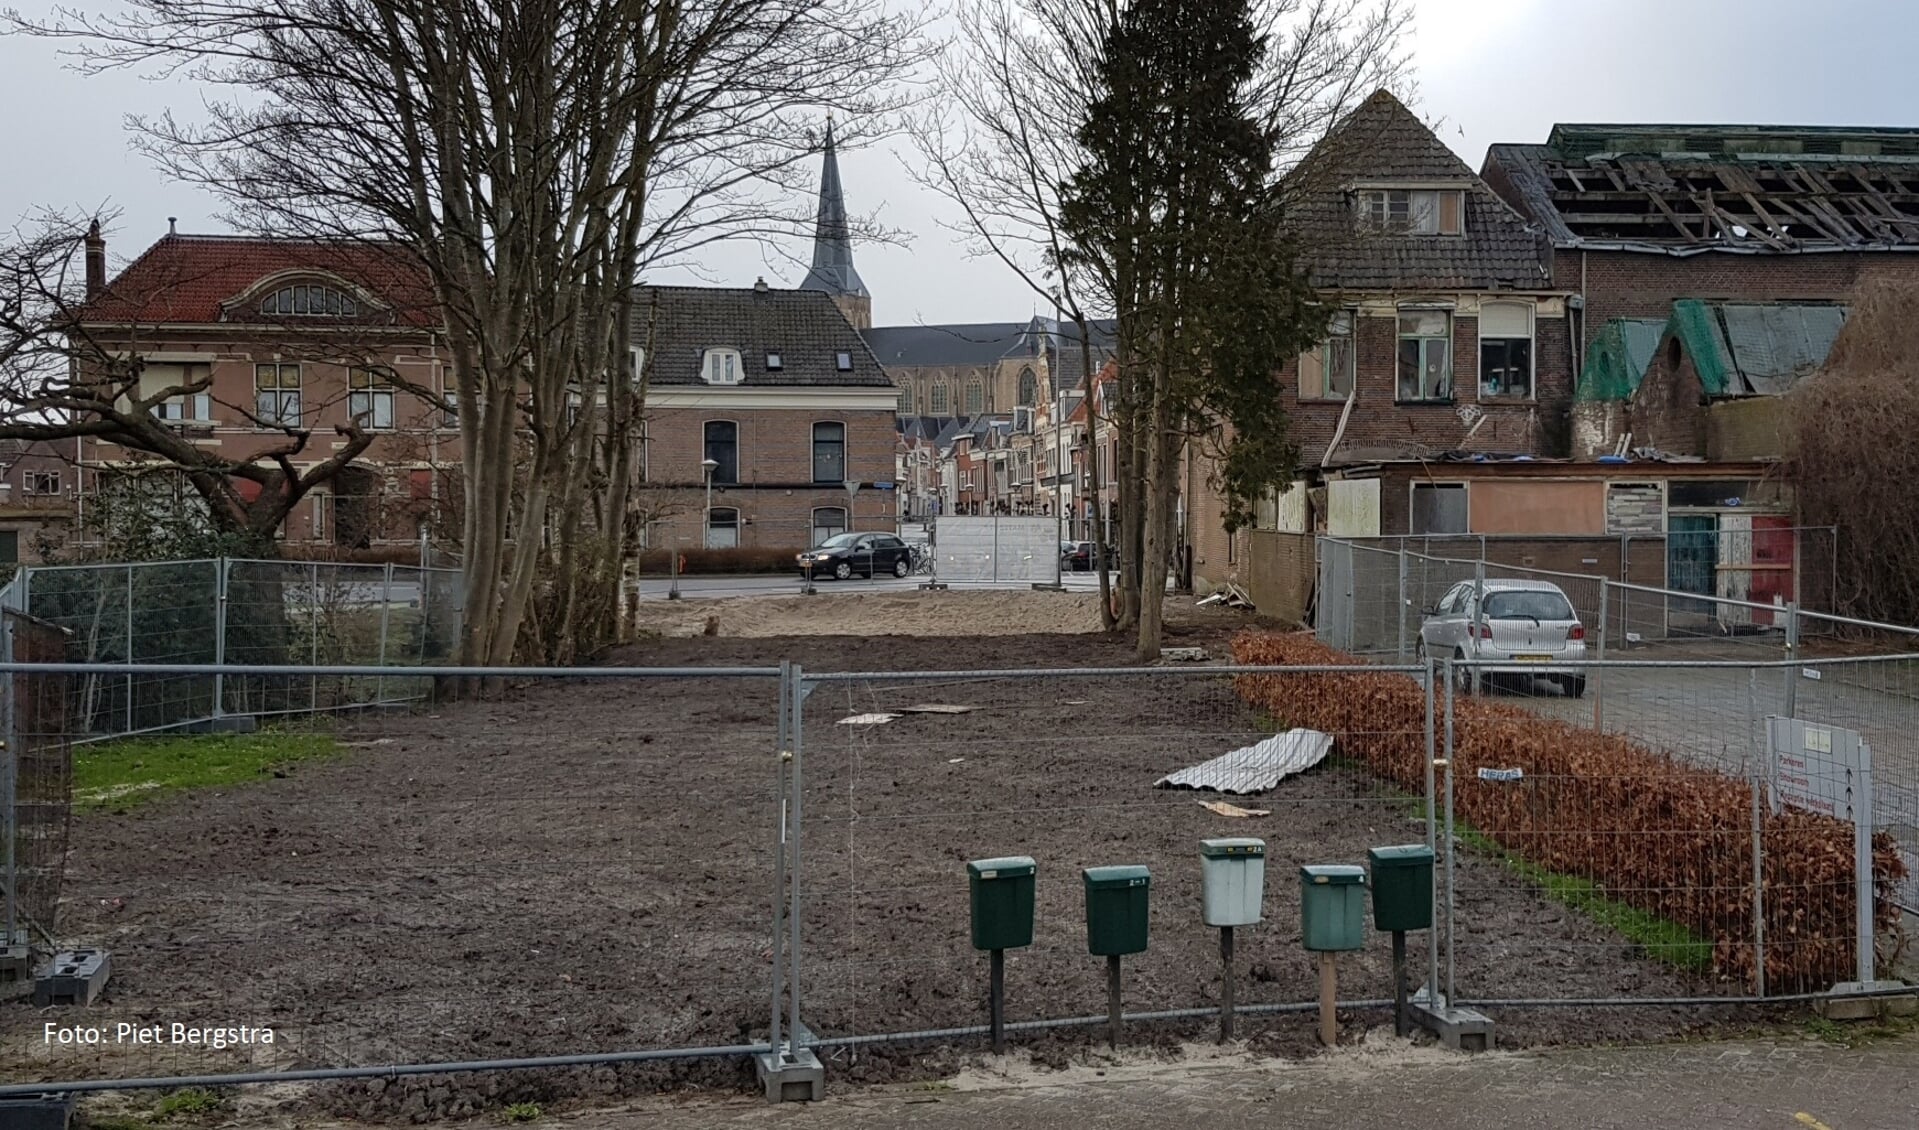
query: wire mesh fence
[{"left": 0, "top": 558, "right": 461, "bottom": 742}]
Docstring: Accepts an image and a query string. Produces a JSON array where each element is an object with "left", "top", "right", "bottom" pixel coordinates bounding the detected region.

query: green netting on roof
[
  {"left": 1669, "top": 299, "right": 1736, "bottom": 397},
  {"left": 1575, "top": 317, "right": 1667, "bottom": 402}
]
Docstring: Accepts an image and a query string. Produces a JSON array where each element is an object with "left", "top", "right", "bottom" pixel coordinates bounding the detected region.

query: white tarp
[{"left": 1155, "top": 729, "right": 1334, "bottom": 795}]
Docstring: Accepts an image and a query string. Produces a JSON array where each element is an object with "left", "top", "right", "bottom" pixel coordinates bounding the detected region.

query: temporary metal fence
[
  {"left": 0, "top": 558, "right": 462, "bottom": 742},
  {"left": 2, "top": 651, "right": 1914, "bottom": 1109}
]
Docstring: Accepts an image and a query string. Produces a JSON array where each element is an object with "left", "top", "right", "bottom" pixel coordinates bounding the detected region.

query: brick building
[
  {"left": 0, "top": 439, "right": 79, "bottom": 564},
  {"left": 72, "top": 226, "right": 448, "bottom": 552},
  {"left": 1186, "top": 89, "right": 1573, "bottom": 591},
  {"left": 637, "top": 283, "right": 898, "bottom": 551}
]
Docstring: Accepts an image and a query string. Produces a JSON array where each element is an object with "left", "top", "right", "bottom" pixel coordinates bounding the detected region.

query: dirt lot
[
  {"left": 7, "top": 598, "right": 1768, "bottom": 1122},
  {"left": 631, "top": 589, "right": 1109, "bottom": 638}
]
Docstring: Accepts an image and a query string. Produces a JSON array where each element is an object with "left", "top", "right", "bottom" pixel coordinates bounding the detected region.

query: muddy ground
[{"left": 7, "top": 602, "right": 1772, "bottom": 1122}]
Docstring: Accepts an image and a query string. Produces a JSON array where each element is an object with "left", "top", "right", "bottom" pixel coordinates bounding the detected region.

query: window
[
  {"left": 349, "top": 369, "right": 395, "bottom": 429},
  {"left": 628, "top": 347, "right": 645, "bottom": 384},
  {"left": 1410, "top": 482, "right": 1468, "bottom": 534},
  {"left": 965, "top": 379, "right": 984, "bottom": 415},
  {"left": 140, "top": 362, "right": 213, "bottom": 422},
  {"left": 812, "top": 421, "right": 845, "bottom": 483},
  {"left": 702, "top": 347, "right": 742, "bottom": 385},
  {"left": 930, "top": 383, "right": 949, "bottom": 415},
  {"left": 1299, "top": 311, "right": 1356, "bottom": 400},
  {"left": 705, "top": 506, "right": 740, "bottom": 549},
  {"left": 897, "top": 386, "right": 914, "bottom": 414},
  {"left": 766, "top": 351, "right": 783, "bottom": 371},
  {"left": 254, "top": 363, "right": 303, "bottom": 425},
  {"left": 261, "top": 284, "right": 357, "bottom": 317},
  {"left": 1484, "top": 590, "right": 1575, "bottom": 621},
  {"left": 0, "top": 529, "right": 16, "bottom": 564},
  {"left": 811, "top": 506, "right": 848, "bottom": 545},
  {"left": 1478, "top": 302, "right": 1534, "bottom": 399},
  {"left": 1357, "top": 189, "right": 1465, "bottom": 235},
  {"left": 703, "top": 420, "right": 739, "bottom": 484},
  {"left": 1017, "top": 367, "right": 1037, "bottom": 407},
  {"left": 835, "top": 351, "right": 854, "bottom": 372},
  {"left": 24, "top": 471, "right": 60, "bottom": 496},
  {"left": 152, "top": 391, "right": 212, "bottom": 422},
  {"left": 1396, "top": 311, "right": 1452, "bottom": 402}
]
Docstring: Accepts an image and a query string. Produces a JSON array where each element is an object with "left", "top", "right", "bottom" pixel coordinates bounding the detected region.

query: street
[{"left": 634, "top": 571, "right": 1114, "bottom": 600}]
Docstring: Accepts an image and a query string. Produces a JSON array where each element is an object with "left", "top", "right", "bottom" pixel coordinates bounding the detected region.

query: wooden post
[
  {"left": 1317, "top": 952, "right": 1337, "bottom": 1046},
  {"left": 1219, "top": 926, "right": 1235, "bottom": 1043}
]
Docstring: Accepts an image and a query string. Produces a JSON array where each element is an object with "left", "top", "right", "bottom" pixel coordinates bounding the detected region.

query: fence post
[
  {"left": 1750, "top": 769, "right": 1767, "bottom": 998},
  {"left": 213, "top": 559, "right": 228, "bottom": 720},
  {"left": 769, "top": 661, "right": 791, "bottom": 1057},
  {"left": 2, "top": 613, "right": 16, "bottom": 952},
  {"left": 1470, "top": 561, "right": 1485, "bottom": 697},
  {"left": 1396, "top": 549, "right": 1409, "bottom": 663},
  {"left": 310, "top": 561, "right": 321, "bottom": 714},
  {"left": 1783, "top": 602, "right": 1799, "bottom": 720},
  {"left": 125, "top": 564, "right": 135, "bottom": 734},
  {"left": 1443, "top": 655, "right": 1457, "bottom": 1006},
  {"left": 1593, "top": 584, "right": 1608, "bottom": 733},
  {"left": 788, "top": 663, "right": 806, "bottom": 1052},
  {"left": 1424, "top": 654, "right": 1439, "bottom": 1009},
  {"left": 1855, "top": 740, "right": 1875, "bottom": 985}
]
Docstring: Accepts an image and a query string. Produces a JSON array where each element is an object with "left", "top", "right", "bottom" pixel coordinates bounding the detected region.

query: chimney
[
  {"left": 753, "top": 276, "right": 769, "bottom": 296},
  {"left": 84, "top": 220, "right": 106, "bottom": 299},
  {"left": 168, "top": 216, "right": 178, "bottom": 236}
]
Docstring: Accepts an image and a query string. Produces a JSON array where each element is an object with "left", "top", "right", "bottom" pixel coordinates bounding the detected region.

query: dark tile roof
[
  {"left": 635, "top": 284, "right": 892, "bottom": 388},
  {"left": 1483, "top": 127, "right": 1919, "bottom": 252},
  {"left": 863, "top": 322, "right": 1031, "bottom": 368},
  {"left": 1286, "top": 90, "right": 1551, "bottom": 291},
  {"left": 80, "top": 232, "right": 438, "bottom": 327}
]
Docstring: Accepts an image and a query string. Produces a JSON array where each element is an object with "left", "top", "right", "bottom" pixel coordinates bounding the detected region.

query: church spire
[{"left": 800, "top": 116, "right": 872, "bottom": 329}]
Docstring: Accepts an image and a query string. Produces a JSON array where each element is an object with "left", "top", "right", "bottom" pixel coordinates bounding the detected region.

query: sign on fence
[{"left": 1767, "top": 716, "right": 1876, "bottom": 983}]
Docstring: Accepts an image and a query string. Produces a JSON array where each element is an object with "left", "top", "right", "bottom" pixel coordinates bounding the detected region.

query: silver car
[{"left": 1418, "top": 579, "right": 1588, "bottom": 698}]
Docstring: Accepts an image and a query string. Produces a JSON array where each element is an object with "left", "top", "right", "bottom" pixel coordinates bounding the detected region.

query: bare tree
[
  {"left": 10, "top": 0, "right": 926, "bottom": 665},
  {"left": 0, "top": 211, "right": 383, "bottom": 549},
  {"left": 915, "top": 0, "right": 1406, "bottom": 657}
]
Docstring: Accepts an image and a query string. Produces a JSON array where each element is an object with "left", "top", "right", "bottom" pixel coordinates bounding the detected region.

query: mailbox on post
[
  {"left": 1083, "top": 865, "right": 1149, "bottom": 1047},
  {"left": 1300, "top": 863, "right": 1366, "bottom": 1048},
  {"left": 1367, "top": 844, "right": 1434, "bottom": 1037},
  {"left": 967, "top": 856, "right": 1036, "bottom": 1054},
  {"left": 1199, "top": 838, "right": 1266, "bottom": 928}
]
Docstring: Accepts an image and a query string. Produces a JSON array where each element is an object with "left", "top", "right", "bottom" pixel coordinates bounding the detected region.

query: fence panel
[
  {"left": 930, "top": 516, "right": 1061, "bottom": 586},
  {"left": 3, "top": 665, "right": 784, "bottom": 1118}
]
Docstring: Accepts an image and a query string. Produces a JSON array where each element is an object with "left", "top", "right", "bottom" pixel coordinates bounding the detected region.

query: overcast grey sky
[{"left": 4, "top": 0, "right": 1915, "bottom": 326}]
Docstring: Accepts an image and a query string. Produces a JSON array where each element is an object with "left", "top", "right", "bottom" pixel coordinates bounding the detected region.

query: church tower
[{"left": 799, "top": 119, "right": 872, "bottom": 329}]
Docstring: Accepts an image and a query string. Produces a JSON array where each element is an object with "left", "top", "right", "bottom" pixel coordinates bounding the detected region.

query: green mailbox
[
  {"left": 1083, "top": 865, "right": 1150, "bottom": 956},
  {"left": 967, "top": 856, "right": 1038, "bottom": 951},
  {"left": 1367, "top": 844, "right": 1435, "bottom": 932},
  {"left": 1299, "top": 865, "right": 1366, "bottom": 952}
]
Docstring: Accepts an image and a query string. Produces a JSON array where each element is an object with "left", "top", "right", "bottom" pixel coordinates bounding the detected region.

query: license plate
[{"left": 1513, "top": 654, "right": 1552, "bottom": 663}]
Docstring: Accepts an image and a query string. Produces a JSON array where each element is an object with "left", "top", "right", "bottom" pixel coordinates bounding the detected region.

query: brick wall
[
  {"left": 1559, "top": 249, "right": 1919, "bottom": 338},
  {"left": 1707, "top": 397, "right": 1790, "bottom": 461},
  {"left": 1627, "top": 336, "right": 1709, "bottom": 456},
  {"left": 644, "top": 405, "right": 896, "bottom": 548}
]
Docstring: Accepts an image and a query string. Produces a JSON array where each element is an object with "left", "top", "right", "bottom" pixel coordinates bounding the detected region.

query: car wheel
[
  {"left": 1564, "top": 675, "right": 1587, "bottom": 699},
  {"left": 892, "top": 557, "right": 909, "bottom": 578},
  {"left": 833, "top": 561, "right": 853, "bottom": 581},
  {"left": 1452, "top": 649, "right": 1479, "bottom": 697}
]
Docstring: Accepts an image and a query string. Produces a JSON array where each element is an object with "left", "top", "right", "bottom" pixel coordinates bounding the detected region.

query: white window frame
[
  {"left": 24, "top": 470, "right": 60, "bottom": 496},
  {"left": 348, "top": 368, "right": 396, "bottom": 430},
  {"left": 810, "top": 505, "right": 848, "bottom": 545},
  {"left": 1395, "top": 309, "right": 1454, "bottom": 403},
  {"left": 254, "top": 362, "right": 303, "bottom": 427},
  {"left": 1299, "top": 310, "right": 1356, "bottom": 400},
  {"left": 262, "top": 284, "right": 358, "bottom": 317},
  {"left": 929, "top": 383, "right": 950, "bottom": 415},
  {"left": 811, "top": 420, "right": 846, "bottom": 484},
  {"left": 1358, "top": 189, "right": 1465, "bottom": 236},
  {"left": 705, "top": 505, "right": 741, "bottom": 549},
  {"left": 1477, "top": 301, "right": 1536, "bottom": 401},
  {"left": 152, "top": 392, "right": 213, "bottom": 423},
  {"left": 702, "top": 347, "right": 743, "bottom": 386}
]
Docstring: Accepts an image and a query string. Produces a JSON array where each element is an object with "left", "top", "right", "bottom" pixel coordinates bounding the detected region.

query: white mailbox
[{"left": 1199, "top": 837, "right": 1267, "bottom": 927}]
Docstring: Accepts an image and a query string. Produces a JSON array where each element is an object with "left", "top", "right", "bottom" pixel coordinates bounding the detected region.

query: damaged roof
[
  {"left": 1284, "top": 90, "right": 1551, "bottom": 291},
  {"left": 1576, "top": 317, "right": 1668, "bottom": 403},
  {"left": 1484, "top": 123, "right": 1919, "bottom": 253},
  {"left": 1665, "top": 300, "right": 1849, "bottom": 397}
]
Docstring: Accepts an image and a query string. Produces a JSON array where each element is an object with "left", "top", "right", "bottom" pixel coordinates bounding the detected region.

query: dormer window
[
  {"left": 1357, "top": 189, "right": 1465, "bottom": 235},
  {"left": 766, "top": 351, "right": 784, "bottom": 371},
  {"left": 702, "top": 347, "right": 743, "bottom": 385},
  {"left": 262, "top": 284, "right": 358, "bottom": 317},
  {"left": 835, "top": 351, "right": 854, "bottom": 372}
]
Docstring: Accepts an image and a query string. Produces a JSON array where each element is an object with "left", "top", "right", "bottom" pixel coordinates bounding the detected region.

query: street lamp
[{"left": 700, "top": 458, "right": 720, "bottom": 548}]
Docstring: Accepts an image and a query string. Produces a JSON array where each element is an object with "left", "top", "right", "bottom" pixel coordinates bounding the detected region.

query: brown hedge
[{"left": 1231, "top": 630, "right": 1906, "bottom": 991}]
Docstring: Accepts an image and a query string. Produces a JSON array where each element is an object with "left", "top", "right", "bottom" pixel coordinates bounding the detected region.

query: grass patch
[
  {"left": 1804, "top": 1010, "right": 1919, "bottom": 1048},
  {"left": 501, "top": 1102, "right": 544, "bottom": 1123},
  {"left": 75, "top": 730, "right": 341, "bottom": 809},
  {"left": 153, "top": 1089, "right": 226, "bottom": 1121}
]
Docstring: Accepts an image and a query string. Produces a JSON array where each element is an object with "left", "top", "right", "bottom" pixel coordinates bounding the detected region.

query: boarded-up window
[
  {"left": 1410, "top": 482, "right": 1468, "bottom": 534},
  {"left": 1299, "top": 312, "right": 1355, "bottom": 400},
  {"left": 1605, "top": 483, "right": 1664, "bottom": 535}
]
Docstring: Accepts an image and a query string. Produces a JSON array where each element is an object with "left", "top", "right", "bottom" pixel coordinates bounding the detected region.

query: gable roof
[
  {"left": 1484, "top": 123, "right": 1919, "bottom": 253},
  {"left": 1576, "top": 317, "right": 1668, "bottom": 402},
  {"left": 863, "top": 322, "right": 1031, "bottom": 368},
  {"left": 80, "top": 232, "right": 438, "bottom": 327},
  {"left": 1661, "top": 300, "right": 1848, "bottom": 397},
  {"left": 635, "top": 284, "right": 891, "bottom": 388},
  {"left": 1286, "top": 90, "right": 1550, "bottom": 291}
]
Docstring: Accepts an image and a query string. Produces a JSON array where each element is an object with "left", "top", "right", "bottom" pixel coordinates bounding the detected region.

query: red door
[{"left": 1748, "top": 517, "right": 1795, "bottom": 625}]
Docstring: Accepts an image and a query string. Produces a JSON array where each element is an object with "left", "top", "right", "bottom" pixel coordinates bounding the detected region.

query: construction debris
[
  {"left": 836, "top": 713, "right": 901, "bottom": 726},
  {"left": 1157, "top": 729, "right": 1335, "bottom": 794},
  {"left": 1195, "top": 582, "right": 1255, "bottom": 609},
  {"left": 899, "top": 704, "right": 976, "bottom": 715},
  {"left": 1199, "top": 800, "right": 1271, "bottom": 818}
]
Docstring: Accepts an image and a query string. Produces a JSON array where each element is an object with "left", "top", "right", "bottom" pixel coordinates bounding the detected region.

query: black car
[
  {"left": 1060, "top": 540, "right": 1104, "bottom": 571},
  {"left": 798, "top": 532, "right": 914, "bottom": 580}
]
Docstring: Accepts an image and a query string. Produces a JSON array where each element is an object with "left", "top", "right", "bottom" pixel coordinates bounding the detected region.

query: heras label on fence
[{"left": 1477, "top": 767, "right": 1524, "bottom": 782}]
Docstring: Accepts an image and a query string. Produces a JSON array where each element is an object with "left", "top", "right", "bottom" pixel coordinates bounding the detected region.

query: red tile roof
[{"left": 81, "top": 233, "right": 439, "bottom": 328}]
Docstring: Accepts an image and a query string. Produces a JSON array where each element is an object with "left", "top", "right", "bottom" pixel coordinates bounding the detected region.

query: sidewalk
[{"left": 554, "top": 1033, "right": 1919, "bottom": 1130}]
